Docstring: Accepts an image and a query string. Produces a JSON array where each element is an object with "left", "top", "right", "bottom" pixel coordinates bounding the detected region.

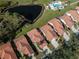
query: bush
[{"left": 77, "top": 2, "right": 79, "bottom": 6}]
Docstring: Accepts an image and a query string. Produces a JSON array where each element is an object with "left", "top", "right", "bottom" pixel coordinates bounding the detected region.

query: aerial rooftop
[
  {"left": 67, "top": 10, "right": 79, "bottom": 22},
  {"left": 76, "top": 7, "right": 79, "bottom": 10},
  {"left": 40, "top": 24, "right": 58, "bottom": 41},
  {"left": 0, "top": 42, "right": 17, "bottom": 59},
  {"left": 40, "top": 24, "right": 59, "bottom": 48},
  {"left": 27, "top": 29, "right": 47, "bottom": 49},
  {"left": 14, "top": 35, "right": 34, "bottom": 57},
  {"left": 59, "top": 14, "right": 74, "bottom": 28},
  {"left": 48, "top": 18, "right": 65, "bottom": 36}
]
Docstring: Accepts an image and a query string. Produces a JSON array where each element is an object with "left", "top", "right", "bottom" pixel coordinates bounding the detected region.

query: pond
[
  {"left": 0, "top": 4, "right": 44, "bottom": 43},
  {"left": 7, "top": 4, "right": 44, "bottom": 23}
]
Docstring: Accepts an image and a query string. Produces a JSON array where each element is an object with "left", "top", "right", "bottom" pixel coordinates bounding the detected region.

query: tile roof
[
  {"left": 27, "top": 29, "right": 47, "bottom": 49},
  {"left": 48, "top": 18, "right": 64, "bottom": 36},
  {"left": 67, "top": 10, "right": 79, "bottom": 22},
  {"left": 40, "top": 24, "right": 58, "bottom": 41},
  {"left": 14, "top": 35, "right": 34, "bottom": 56},
  {"left": 59, "top": 14, "right": 74, "bottom": 28},
  {"left": 76, "top": 7, "right": 79, "bottom": 10},
  {"left": 0, "top": 43, "right": 17, "bottom": 59}
]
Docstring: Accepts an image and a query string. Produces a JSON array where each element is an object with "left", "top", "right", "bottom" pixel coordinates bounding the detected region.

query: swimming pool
[
  {"left": 49, "top": 1, "right": 64, "bottom": 10},
  {"left": 53, "top": 3, "right": 62, "bottom": 8}
]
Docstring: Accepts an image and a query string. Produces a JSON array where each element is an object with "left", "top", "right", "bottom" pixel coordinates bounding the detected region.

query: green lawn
[
  {"left": 12, "top": 0, "right": 53, "bottom": 5},
  {"left": 10, "top": 0, "right": 77, "bottom": 37},
  {"left": 16, "top": 2, "right": 77, "bottom": 37},
  {"left": 69, "top": 0, "right": 77, "bottom": 3}
]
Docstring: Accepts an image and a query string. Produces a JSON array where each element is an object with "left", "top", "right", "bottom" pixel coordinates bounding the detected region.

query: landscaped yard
[
  {"left": 12, "top": 0, "right": 53, "bottom": 5},
  {"left": 16, "top": 0, "right": 78, "bottom": 37},
  {"left": 0, "top": 0, "right": 78, "bottom": 38},
  {"left": 0, "top": 0, "right": 79, "bottom": 59},
  {"left": 69, "top": 0, "right": 77, "bottom": 3},
  {"left": 11, "top": 0, "right": 77, "bottom": 5}
]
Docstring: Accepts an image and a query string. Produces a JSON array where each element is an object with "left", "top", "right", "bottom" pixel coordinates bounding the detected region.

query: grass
[
  {"left": 69, "top": 0, "right": 77, "bottom": 3},
  {"left": 12, "top": 0, "right": 53, "bottom": 5},
  {"left": 4, "top": 0, "right": 76, "bottom": 37},
  {"left": 16, "top": 3, "right": 77, "bottom": 37}
]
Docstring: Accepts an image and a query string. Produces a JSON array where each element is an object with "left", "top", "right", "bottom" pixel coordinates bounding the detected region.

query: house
[
  {"left": 0, "top": 42, "right": 17, "bottom": 59},
  {"left": 40, "top": 24, "right": 59, "bottom": 48},
  {"left": 66, "top": 10, "right": 79, "bottom": 23},
  {"left": 76, "top": 7, "right": 79, "bottom": 14},
  {"left": 14, "top": 35, "right": 35, "bottom": 58},
  {"left": 76, "top": 7, "right": 79, "bottom": 10},
  {"left": 59, "top": 14, "right": 74, "bottom": 29},
  {"left": 48, "top": 18, "right": 70, "bottom": 41},
  {"left": 59, "top": 14, "right": 77, "bottom": 33},
  {"left": 27, "top": 29, "right": 51, "bottom": 54}
]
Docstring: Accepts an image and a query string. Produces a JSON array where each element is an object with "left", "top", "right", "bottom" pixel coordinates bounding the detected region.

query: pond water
[
  {"left": 0, "top": 5, "right": 44, "bottom": 42},
  {"left": 7, "top": 5, "right": 43, "bottom": 23}
]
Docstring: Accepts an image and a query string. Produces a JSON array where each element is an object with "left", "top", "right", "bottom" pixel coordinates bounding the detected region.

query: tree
[
  {"left": 0, "top": 11, "right": 24, "bottom": 42},
  {"left": 43, "top": 31, "right": 79, "bottom": 59}
]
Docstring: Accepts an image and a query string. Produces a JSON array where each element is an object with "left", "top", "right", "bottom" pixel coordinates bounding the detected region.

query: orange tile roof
[
  {"left": 48, "top": 18, "right": 64, "bottom": 36},
  {"left": 0, "top": 43, "right": 17, "bottom": 59},
  {"left": 76, "top": 7, "right": 79, "bottom": 10},
  {"left": 68, "top": 10, "right": 79, "bottom": 22},
  {"left": 60, "top": 14, "right": 74, "bottom": 28},
  {"left": 14, "top": 35, "right": 34, "bottom": 56},
  {"left": 27, "top": 29, "right": 47, "bottom": 49},
  {"left": 40, "top": 24, "right": 58, "bottom": 41}
]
